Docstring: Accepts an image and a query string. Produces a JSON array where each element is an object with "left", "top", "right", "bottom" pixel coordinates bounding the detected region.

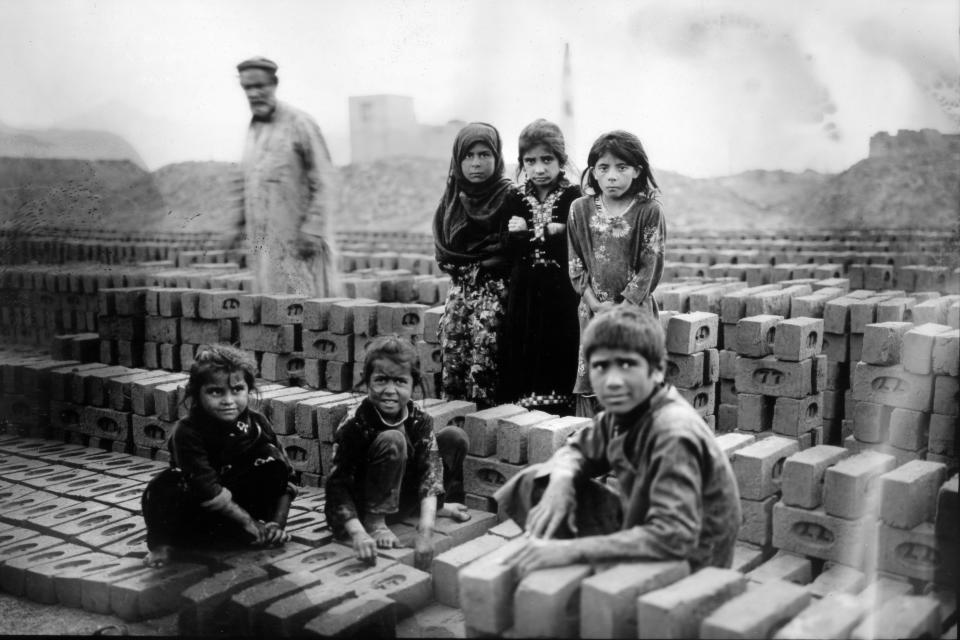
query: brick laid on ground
[
  {"left": 773, "top": 592, "right": 865, "bottom": 640},
  {"left": 700, "top": 578, "right": 811, "bottom": 639},
  {"left": 635, "top": 567, "right": 747, "bottom": 639}
]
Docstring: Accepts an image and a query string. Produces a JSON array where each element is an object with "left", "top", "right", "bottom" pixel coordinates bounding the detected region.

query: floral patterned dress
[
  {"left": 438, "top": 189, "right": 526, "bottom": 407},
  {"left": 567, "top": 194, "right": 666, "bottom": 395}
]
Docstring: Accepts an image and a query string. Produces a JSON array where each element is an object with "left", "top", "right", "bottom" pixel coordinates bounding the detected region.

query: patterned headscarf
[{"left": 433, "top": 122, "right": 515, "bottom": 265}]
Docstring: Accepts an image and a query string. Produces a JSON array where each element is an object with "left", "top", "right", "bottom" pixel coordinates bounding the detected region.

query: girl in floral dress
[
  {"left": 567, "top": 130, "right": 666, "bottom": 417},
  {"left": 433, "top": 122, "right": 525, "bottom": 407},
  {"left": 502, "top": 119, "right": 582, "bottom": 415}
]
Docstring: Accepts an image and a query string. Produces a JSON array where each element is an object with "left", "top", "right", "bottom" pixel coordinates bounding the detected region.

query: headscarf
[{"left": 433, "top": 122, "right": 515, "bottom": 265}]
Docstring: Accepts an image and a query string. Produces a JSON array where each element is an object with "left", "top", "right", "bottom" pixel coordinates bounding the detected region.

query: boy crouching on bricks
[{"left": 498, "top": 305, "right": 741, "bottom": 575}]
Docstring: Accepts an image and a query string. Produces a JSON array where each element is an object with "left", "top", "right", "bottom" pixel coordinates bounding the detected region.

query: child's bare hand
[
  {"left": 508, "top": 216, "right": 528, "bottom": 233},
  {"left": 504, "top": 538, "right": 580, "bottom": 577},
  {"left": 351, "top": 530, "right": 377, "bottom": 564},
  {"left": 244, "top": 520, "right": 269, "bottom": 546},
  {"left": 413, "top": 531, "right": 435, "bottom": 571},
  {"left": 545, "top": 222, "right": 565, "bottom": 236},
  {"left": 262, "top": 522, "right": 289, "bottom": 547},
  {"left": 525, "top": 478, "right": 578, "bottom": 540}
]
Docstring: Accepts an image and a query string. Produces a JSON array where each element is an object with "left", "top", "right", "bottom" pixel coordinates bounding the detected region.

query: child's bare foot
[
  {"left": 439, "top": 503, "right": 471, "bottom": 522},
  {"left": 143, "top": 545, "right": 172, "bottom": 568},
  {"left": 363, "top": 515, "right": 400, "bottom": 548}
]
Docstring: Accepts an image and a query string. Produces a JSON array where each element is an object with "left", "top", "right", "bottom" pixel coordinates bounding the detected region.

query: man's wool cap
[{"left": 237, "top": 56, "right": 278, "bottom": 73}]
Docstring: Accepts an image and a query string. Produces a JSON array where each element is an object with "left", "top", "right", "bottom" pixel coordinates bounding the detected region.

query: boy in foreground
[{"left": 497, "top": 306, "right": 741, "bottom": 574}]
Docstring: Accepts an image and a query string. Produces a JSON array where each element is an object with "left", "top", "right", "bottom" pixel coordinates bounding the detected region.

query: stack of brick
[
  {"left": 0, "top": 349, "right": 79, "bottom": 439},
  {"left": 732, "top": 434, "right": 801, "bottom": 556},
  {"left": 141, "top": 287, "right": 192, "bottom": 371},
  {"left": 850, "top": 320, "right": 958, "bottom": 469},
  {"left": 299, "top": 297, "right": 373, "bottom": 392},
  {"left": 459, "top": 404, "right": 575, "bottom": 514},
  {"left": 416, "top": 307, "right": 444, "bottom": 398},
  {"left": 664, "top": 312, "right": 720, "bottom": 430},
  {"left": 733, "top": 314, "right": 827, "bottom": 448},
  {"left": 238, "top": 294, "right": 303, "bottom": 386},
  {"left": 876, "top": 461, "right": 955, "bottom": 589}
]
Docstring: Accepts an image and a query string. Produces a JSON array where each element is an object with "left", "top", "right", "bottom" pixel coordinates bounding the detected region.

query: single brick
[
  {"left": 851, "top": 363, "right": 934, "bottom": 412},
  {"left": 852, "top": 400, "right": 891, "bottom": 443},
  {"left": 259, "top": 582, "right": 358, "bottom": 637},
  {"left": 579, "top": 560, "right": 689, "bottom": 640},
  {"left": 665, "top": 351, "right": 705, "bottom": 388},
  {"left": 196, "top": 289, "right": 243, "bottom": 319},
  {"left": 849, "top": 595, "right": 941, "bottom": 640},
  {"left": 496, "top": 410, "right": 555, "bottom": 464},
  {"left": 781, "top": 445, "right": 850, "bottom": 509},
  {"left": 736, "top": 315, "right": 782, "bottom": 357},
  {"left": 823, "top": 450, "right": 898, "bottom": 519},
  {"left": 715, "top": 432, "right": 756, "bottom": 460},
  {"left": 224, "top": 571, "right": 328, "bottom": 636},
  {"left": 772, "top": 503, "right": 873, "bottom": 567},
  {"left": 739, "top": 494, "right": 777, "bottom": 547},
  {"left": 463, "top": 405, "right": 527, "bottom": 457},
  {"left": 928, "top": 414, "right": 957, "bottom": 456},
  {"left": 902, "top": 323, "right": 954, "bottom": 375},
  {"left": 458, "top": 537, "right": 530, "bottom": 633},
  {"left": 110, "top": 562, "right": 208, "bottom": 621},
  {"left": 178, "top": 564, "right": 269, "bottom": 636},
  {"left": 877, "top": 522, "right": 947, "bottom": 583},
  {"left": 79, "top": 558, "right": 156, "bottom": 614},
  {"left": 932, "top": 329, "right": 960, "bottom": 376},
  {"left": 933, "top": 375, "right": 959, "bottom": 416},
  {"left": 861, "top": 321, "right": 913, "bottom": 366},
  {"left": 514, "top": 564, "right": 594, "bottom": 638},
  {"left": 773, "top": 317, "right": 823, "bottom": 362},
  {"left": 936, "top": 474, "right": 958, "bottom": 540},
  {"left": 880, "top": 460, "right": 948, "bottom": 530},
  {"left": 51, "top": 552, "right": 127, "bottom": 608},
  {"left": 0, "top": 542, "right": 91, "bottom": 596},
  {"left": 821, "top": 331, "right": 849, "bottom": 363},
  {"left": 807, "top": 562, "right": 867, "bottom": 599},
  {"left": 302, "top": 594, "right": 396, "bottom": 638},
  {"left": 677, "top": 383, "right": 716, "bottom": 417},
  {"left": 430, "top": 534, "right": 508, "bottom": 608},
  {"left": 700, "top": 578, "right": 811, "bottom": 640},
  {"left": 730, "top": 542, "right": 766, "bottom": 573},
  {"left": 666, "top": 312, "right": 719, "bottom": 354},
  {"left": 464, "top": 455, "right": 525, "bottom": 498},
  {"left": 732, "top": 436, "right": 799, "bottom": 500},
  {"left": 736, "top": 393, "right": 773, "bottom": 432},
  {"left": 745, "top": 550, "right": 812, "bottom": 586},
  {"left": 887, "top": 407, "right": 930, "bottom": 451},
  {"left": 527, "top": 416, "right": 591, "bottom": 465},
  {"left": 736, "top": 355, "right": 816, "bottom": 399},
  {"left": 351, "top": 562, "right": 434, "bottom": 618},
  {"left": 772, "top": 394, "right": 822, "bottom": 437},
  {"left": 635, "top": 567, "right": 747, "bottom": 640},
  {"left": 773, "top": 592, "right": 865, "bottom": 639}
]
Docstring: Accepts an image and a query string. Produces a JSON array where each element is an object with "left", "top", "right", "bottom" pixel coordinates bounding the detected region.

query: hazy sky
[{"left": 2, "top": 0, "right": 958, "bottom": 176}]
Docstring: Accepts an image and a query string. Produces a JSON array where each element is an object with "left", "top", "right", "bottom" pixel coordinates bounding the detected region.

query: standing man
[{"left": 236, "top": 56, "right": 340, "bottom": 296}]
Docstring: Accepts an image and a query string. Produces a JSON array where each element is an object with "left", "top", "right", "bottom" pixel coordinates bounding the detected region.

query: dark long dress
[{"left": 502, "top": 179, "right": 582, "bottom": 414}]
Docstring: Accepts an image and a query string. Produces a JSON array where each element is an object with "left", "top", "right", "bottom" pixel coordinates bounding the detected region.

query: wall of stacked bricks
[{"left": 0, "top": 225, "right": 957, "bottom": 637}]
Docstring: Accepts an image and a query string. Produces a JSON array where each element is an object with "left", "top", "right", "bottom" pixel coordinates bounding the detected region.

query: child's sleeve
[
  {"left": 621, "top": 202, "right": 666, "bottom": 306},
  {"left": 168, "top": 424, "right": 223, "bottom": 504},
  {"left": 411, "top": 415, "right": 444, "bottom": 502},
  {"left": 548, "top": 415, "right": 612, "bottom": 479},
  {"left": 567, "top": 202, "right": 591, "bottom": 297},
  {"left": 576, "top": 429, "right": 705, "bottom": 563},
  {"left": 323, "top": 418, "right": 364, "bottom": 530}
]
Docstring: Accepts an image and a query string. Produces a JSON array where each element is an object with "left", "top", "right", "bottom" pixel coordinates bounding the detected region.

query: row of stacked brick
[{"left": 449, "top": 427, "right": 957, "bottom": 638}]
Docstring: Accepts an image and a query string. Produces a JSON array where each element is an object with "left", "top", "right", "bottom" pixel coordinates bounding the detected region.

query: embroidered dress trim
[{"left": 523, "top": 181, "right": 567, "bottom": 267}]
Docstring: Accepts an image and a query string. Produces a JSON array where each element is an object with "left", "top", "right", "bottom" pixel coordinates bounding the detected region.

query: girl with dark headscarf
[
  {"left": 501, "top": 119, "right": 582, "bottom": 415},
  {"left": 433, "top": 122, "right": 525, "bottom": 407}
]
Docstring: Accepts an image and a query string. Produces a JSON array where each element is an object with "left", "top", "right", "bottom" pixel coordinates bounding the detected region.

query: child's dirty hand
[
  {"left": 351, "top": 530, "right": 377, "bottom": 564},
  {"left": 508, "top": 216, "right": 529, "bottom": 233},
  {"left": 413, "top": 531, "right": 435, "bottom": 571},
  {"left": 525, "top": 476, "right": 578, "bottom": 540},
  {"left": 262, "top": 522, "right": 289, "bottom": 546}
]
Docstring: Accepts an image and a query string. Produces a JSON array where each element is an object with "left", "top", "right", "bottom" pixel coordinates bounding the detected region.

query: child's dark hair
[
  {"left": 581, "top": 130, "right": 659, "bottom": 199},
  {"left": 185, "top": 344, "right": 259, "bottom": 409},
  {"left": 581, "top": 306, "right": 666, "bottom": 372},
  {"left": 517, "top": 118, "right": 568, "bottom": 168},
  {"left": 361, "top": 335, "right": 423, "bottom": 388}
]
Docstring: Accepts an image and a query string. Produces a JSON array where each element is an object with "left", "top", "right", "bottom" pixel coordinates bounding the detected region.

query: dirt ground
[{"left": 0, "top": 592, "right": 177, "bottom": 636}]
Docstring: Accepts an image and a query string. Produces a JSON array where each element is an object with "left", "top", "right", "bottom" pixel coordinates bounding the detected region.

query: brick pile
[{"left": 662, "top": 311, "right": 721, "bottom": 430}]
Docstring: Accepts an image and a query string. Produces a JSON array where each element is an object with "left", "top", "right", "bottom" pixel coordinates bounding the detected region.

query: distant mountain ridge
[{"left": 0, "top": 123, "right": 956, "bottom": 235}]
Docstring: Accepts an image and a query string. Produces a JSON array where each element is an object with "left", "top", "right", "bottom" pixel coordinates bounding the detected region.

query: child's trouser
[
  {"left": 364, "top": 424, "right": 468, "bottom": 522},
  {"left": 141, "top": 457, "right": 288, "bottom": 551},
  {"left": 493, "top": 462, "right": 623, "bottom": 538}
]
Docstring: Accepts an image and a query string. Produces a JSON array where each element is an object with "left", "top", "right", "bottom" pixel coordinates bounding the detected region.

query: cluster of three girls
[{"left": 433, "top": 120, "right": 666, "bottom": 417}]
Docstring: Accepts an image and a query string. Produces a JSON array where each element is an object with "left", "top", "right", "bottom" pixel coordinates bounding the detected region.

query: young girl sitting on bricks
[
  {"left": 324, "top": 336, "right": 471, "bottom": 570},
  {"left": 567, "top": 130, "right": 666, "bottom": 418},
  {"left": 496, "top": 306, "right": 741, "bottom": 574},
  {"left": 141, "top": 344, "right": 297, "bottom": 568}
]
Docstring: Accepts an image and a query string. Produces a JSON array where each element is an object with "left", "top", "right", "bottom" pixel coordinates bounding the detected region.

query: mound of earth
[
  {"left": 0, "top": 157, "right": 165, "bottom": 233},
  {"left": 809, "top": 150, "right": 960, "bottom": 229},
  {"left": 0, "top": 121, "right": 146, "bottom": 169}
]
